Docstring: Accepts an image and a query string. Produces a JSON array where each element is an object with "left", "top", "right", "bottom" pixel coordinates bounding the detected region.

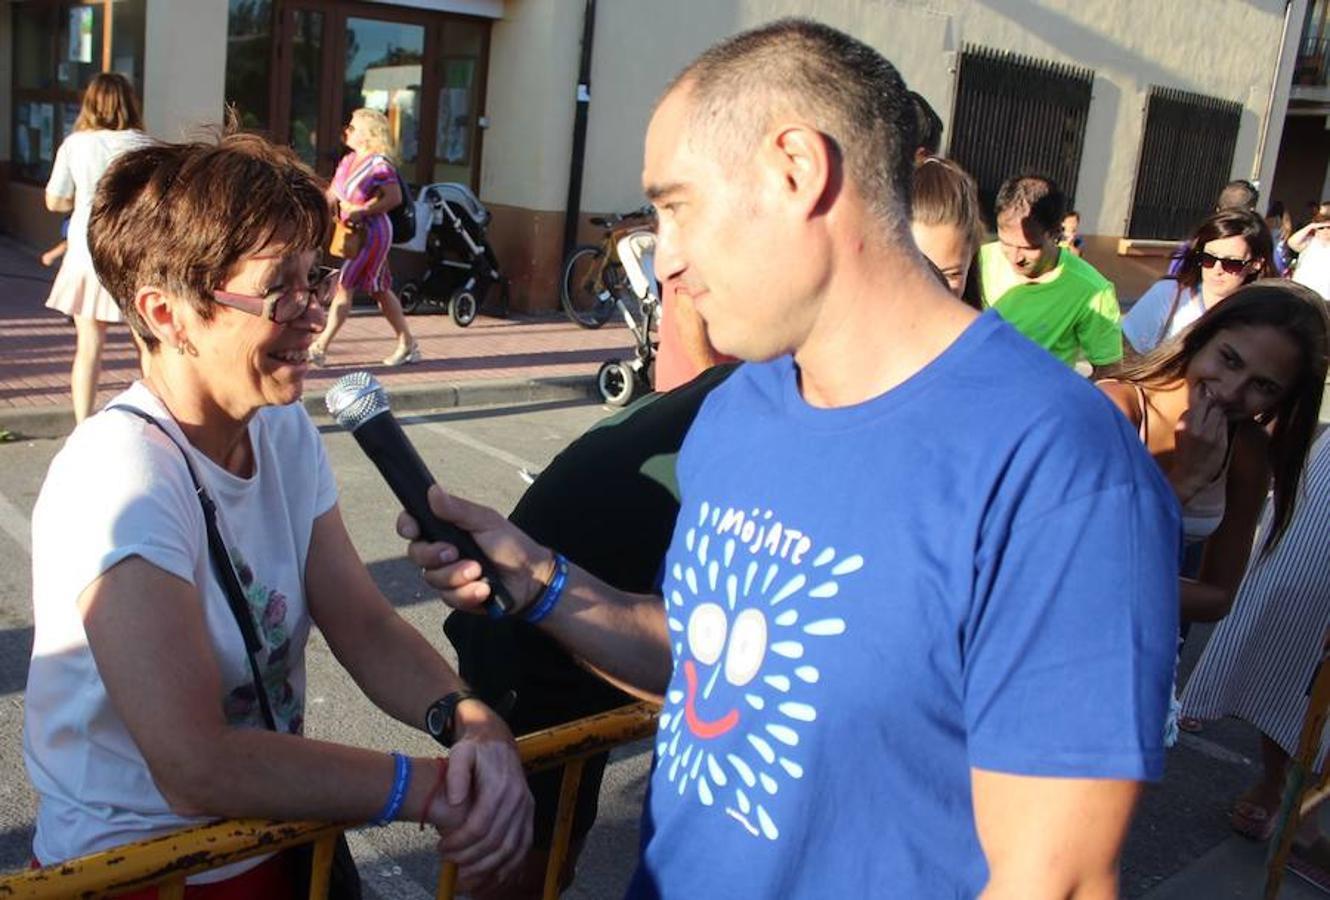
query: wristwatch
[{"left": 425, "top": 689, "right": 482, "bottom": 748}]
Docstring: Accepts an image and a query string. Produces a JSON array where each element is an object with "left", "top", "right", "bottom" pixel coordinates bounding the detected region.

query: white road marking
[
  {"left": 1177, "top": 731, "right": 1252, "bottom": 766},
  {"left": 416, "top": 420, "right": 542, "bottom": 474},
  {"left": 0, "top": 487, "right": 31, "bottom": 555}
]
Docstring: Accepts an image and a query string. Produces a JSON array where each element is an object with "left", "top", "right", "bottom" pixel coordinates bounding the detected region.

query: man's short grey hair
[{"left": 666, "top": 18, "right": 917, "bottom": 240}]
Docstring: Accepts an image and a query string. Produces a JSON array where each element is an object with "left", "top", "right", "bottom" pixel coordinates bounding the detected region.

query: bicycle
[{"left": 560, "top": 205, "right": 655, "bottom": 329}]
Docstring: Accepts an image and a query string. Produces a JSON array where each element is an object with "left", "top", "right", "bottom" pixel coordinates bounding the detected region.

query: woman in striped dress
[
  {"left": 1181, "top": 428, "right": 1330, "bottom": 845},
  {"left": 309, "top": 108, "right": 419, "bottom": 367}
]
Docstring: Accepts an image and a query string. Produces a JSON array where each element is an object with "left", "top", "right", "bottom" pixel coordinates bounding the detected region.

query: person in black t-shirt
[{"left": 445, "top": 363, "right": 738, "bottom": 897}]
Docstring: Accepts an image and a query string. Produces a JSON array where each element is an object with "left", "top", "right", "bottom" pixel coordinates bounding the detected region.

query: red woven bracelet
[{"left": 418, "top": 757, "right": 450, "bottom": 831}]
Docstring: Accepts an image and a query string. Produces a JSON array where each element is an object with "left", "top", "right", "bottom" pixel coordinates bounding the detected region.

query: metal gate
[
  {"left": 947, "top": 45, "right": 1094, "bottom": 223},
  {"left": 1127, "top": 86, "right": 1242, "bottom": 239}
]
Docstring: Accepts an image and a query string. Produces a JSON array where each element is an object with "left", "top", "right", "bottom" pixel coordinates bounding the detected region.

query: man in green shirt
[{"left": 978, "top": 174, "right": 1122, "bottom": 375}]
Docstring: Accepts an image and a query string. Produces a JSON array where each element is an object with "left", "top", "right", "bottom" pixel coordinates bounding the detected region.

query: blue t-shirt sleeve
[
  {"left": 964, "top": 481, "right": 1179, "bottom": 781},
  {"left": 1121, "top": 280, "right": 1175, "bottom": 355}
]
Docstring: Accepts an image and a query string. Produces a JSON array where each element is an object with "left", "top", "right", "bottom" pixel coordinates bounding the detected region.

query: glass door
[
  {"left": 262, "top": 2, "right": 490, "bottom": 188},
  {"left": 341, "top": 16, "right": 426, "bottom": 175}
]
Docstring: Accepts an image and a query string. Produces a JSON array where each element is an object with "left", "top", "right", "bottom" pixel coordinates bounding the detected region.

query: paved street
[
  {"left": 0, "top": 393, "right": 1322, "bottom": 899},
  {"left": 0, "top": 397, "right": 651, "bottom": 900}
]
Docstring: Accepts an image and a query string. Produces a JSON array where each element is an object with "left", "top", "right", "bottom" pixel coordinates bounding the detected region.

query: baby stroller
[
  {"left": 398, "top": 182, "right": 509, "bottom": 327},
  {"left": 595, "top": 230, "right": 658, "bottom": 407}
]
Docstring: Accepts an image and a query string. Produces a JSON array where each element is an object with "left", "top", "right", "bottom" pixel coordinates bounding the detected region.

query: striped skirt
[
  {"left": 1180, "top": 428, "right": 1330, "bottom": 767},
  {"left": 338, "top": 213, "right": 393, "bottom": 294}
]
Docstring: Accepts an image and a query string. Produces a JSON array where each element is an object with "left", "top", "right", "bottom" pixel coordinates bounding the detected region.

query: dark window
[
  {"left": 10, "top": 1, "right": 146, "bottom": 184},
  {"left": 1128, "top": 87, "right": 1242, "bottom": 239},
  {"left": 947, "top": 45, "right": 1094, "bottom": 224},
  {"left": 224, "top": 0, "right": 274, "bottom": 132}
]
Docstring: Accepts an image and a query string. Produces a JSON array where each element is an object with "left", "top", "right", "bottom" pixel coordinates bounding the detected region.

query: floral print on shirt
[{"left": 222, "top": 550, "right": 304, "bottom": 735}]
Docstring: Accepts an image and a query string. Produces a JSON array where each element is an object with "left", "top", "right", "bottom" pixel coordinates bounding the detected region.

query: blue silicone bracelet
[
  {"left": 373, "top": 752, "right": 411, "bottom": 826},
  {"left": 525, "top": 553, "right": 568, "bottom": 624}
]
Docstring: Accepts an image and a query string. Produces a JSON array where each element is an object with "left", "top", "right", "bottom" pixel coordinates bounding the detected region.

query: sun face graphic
[{"left": 657, "top": 501, "right": 862, "bottom": 841}]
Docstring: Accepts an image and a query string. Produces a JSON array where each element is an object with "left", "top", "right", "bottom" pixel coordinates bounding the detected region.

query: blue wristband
[
  {"left": 373, "top": 752, "right": 411, "bottom": 826},
  {"left": 525, "top": 552, "right": 568, "bottom": 624}
]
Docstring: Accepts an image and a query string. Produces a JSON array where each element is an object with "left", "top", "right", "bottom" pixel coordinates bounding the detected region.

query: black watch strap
[{"left": 425, "top": 689, "right": 482, "bottom": 748}]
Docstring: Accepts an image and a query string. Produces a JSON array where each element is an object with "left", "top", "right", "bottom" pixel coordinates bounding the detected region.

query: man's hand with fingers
[{"left": 397, "top": 485, "right": 553, "bottom": 617}]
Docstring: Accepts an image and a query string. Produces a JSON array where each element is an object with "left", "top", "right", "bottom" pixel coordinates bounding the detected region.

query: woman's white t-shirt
[
  {"left": 45, "top": 129, "right": 152, "bottom": 265},
  {"left": 1294, "top": 239, "right": 1330, "bottom": 299},
  {"left": 23, "top": 383, "right": 337, "bottom": 876}
]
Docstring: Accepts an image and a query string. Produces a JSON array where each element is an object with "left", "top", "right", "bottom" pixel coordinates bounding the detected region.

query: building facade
[{"left": 0, "top": 0, "right": 1319, "bottom": 311}]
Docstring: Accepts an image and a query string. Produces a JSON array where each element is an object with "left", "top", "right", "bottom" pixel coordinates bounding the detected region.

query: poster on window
[
  {"left": 38, "top": 104, "right": 55, "bottom": 160},
  {"left": 69, "top": 7, "right": 94, "bottom": 64},
  {"left": 62, "top": 104, "right": 79, "bottom": 142},
  {"left": 16, "top": 103, "right": 31, "bottom": 163},
  {"left": 438, "top": 59, "right": 474, "bottom": 165}
]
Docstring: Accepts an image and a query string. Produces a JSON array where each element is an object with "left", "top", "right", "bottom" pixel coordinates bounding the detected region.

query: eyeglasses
[
  {"left": 212, "top": 266, "right": 340, "bottom": 324},
  {"left": 1194, "top": 251, "right": 1254, "bottom": 276}
]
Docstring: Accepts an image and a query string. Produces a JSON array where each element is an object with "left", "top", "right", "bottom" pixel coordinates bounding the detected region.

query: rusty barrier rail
[{"left": 0, "top": 701, "right": 659, "bottom": 900}]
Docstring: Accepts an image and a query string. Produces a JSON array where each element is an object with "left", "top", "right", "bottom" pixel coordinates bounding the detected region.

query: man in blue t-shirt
[{"left": 401, "top": 19, "right": 1180, "bottom": 900}]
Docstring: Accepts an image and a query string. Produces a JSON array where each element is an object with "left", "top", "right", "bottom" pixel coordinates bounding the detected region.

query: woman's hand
[
  {"left": 344, "top": 205, "right": 366, "bottom": 225},
  {"left": 425, "top": 704, "right": 533, "bottom": 891},
  {"left": 397, "top": 485, "right": 556, "bottom": 618},
  {"left": 1170, "top": 380, "right": 1229, "bottom": 503}
]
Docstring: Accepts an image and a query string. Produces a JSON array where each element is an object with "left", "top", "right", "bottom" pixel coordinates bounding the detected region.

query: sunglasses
[
  {"left": 212, "top": 266, "right": 340, "bottom": 324},
  {"left": 1194, "top": 251, "right": 1254, "bottom": 276}
]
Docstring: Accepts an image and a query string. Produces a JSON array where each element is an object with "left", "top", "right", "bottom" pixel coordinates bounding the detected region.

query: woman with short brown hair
[
  {"left": 24, "top": 131, "right": 532, "bottom": 898},
  {"left": 43, "top": 72, "right": 152, "bottom": 423}
]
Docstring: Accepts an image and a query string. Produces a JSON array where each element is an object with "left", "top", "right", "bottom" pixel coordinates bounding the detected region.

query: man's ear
[
  {"left": 764, "top": 123, "right": 838, "bottom": 218},
  {"left": 134, "top": 286, "right": 183, "bottom": 350}
]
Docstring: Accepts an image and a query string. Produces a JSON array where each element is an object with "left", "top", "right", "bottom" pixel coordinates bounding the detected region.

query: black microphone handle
[{"left": 350, "top": 411, "right": 515, "bottom": 616}]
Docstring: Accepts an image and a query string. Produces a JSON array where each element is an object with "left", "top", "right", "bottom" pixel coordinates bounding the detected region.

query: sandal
[
  {"left": 1230, "top": 799, "right": 1279, "bottom": 842},
  {"left": 382, "top": 342, "right": 421, "bottom": 367}
]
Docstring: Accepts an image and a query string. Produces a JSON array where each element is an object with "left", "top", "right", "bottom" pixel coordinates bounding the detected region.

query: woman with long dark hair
[
  {"left": 1122, "top": 208, "right": 1275, "bottom": 356},
  {"left": 43, "top": 72, "right": 152, "bottom": 423},
  {"left": 1100, "top": 281, "right": 1329, "bottom": 624}
]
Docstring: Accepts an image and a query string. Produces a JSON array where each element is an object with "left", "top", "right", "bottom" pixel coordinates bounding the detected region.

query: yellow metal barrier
[{"left": 0, "top": 701, "right": 659, "bottom": 900}]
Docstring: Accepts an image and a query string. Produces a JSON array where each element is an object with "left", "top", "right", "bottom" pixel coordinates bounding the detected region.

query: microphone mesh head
[{"left": 325, "top": 371, "right": 390, "bottom": 430}]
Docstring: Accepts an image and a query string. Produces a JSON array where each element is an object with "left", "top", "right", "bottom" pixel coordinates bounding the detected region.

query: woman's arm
[
  {"left": 1287, "top": 221, "right": 1329, "bottom": 254},
  {"left": 345, "top": 181, "right": 402, "bottom": 222},
  {"left": 45, "top": 193, "right": 74, "bottom": 213},
  {"left": 303, "top": 503, "right": 533, "bottom": 874},
  {"left": 81, "top": 548, "right": 531, "bottom": 887},
  {"left": 1180, "top": 423, "right": 1270, "bottom": 622}
]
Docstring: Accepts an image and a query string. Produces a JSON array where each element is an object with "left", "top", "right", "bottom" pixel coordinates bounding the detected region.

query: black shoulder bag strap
[
  {"left": 110, "top": 408, "right": 364, "bottom": 899},
  {"left": 109, "top": 405, "right": 279, "bottom": 732}
]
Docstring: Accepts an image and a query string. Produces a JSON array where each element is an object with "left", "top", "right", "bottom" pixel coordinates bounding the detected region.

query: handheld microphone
[{"left": 325, "top": 371, "right": 514, "bottom": 618}]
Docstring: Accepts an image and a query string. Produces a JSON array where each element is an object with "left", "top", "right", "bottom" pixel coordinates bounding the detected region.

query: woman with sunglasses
[
  {"left": 1122, "top": 208, "right": 1275, "bottom": 356},
  {"left": 1099, "top": 280, "right": 1327, "bottom": 624},
  {"left": 22, "top": 133, "right": 532, "bottom": 898}
]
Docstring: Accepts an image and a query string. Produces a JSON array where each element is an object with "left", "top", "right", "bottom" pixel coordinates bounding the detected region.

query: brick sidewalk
[{"left": 0, "top": 235, "right": 629, "bottom": 414}]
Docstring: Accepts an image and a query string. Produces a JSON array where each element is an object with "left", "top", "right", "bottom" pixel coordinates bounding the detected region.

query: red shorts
[{"left": 31, "top": 852, "right": 299, "bottom": 899}]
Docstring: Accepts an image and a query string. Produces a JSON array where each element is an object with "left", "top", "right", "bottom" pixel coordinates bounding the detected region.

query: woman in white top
[
  {"left": 1098, "top": 281, "right": 1329, "bottom": 624},
  {"left": 24, "top": 132, "right": 531, "bottom": 896},
  {"left": 1121, "top": 208, "right": 1274, "bottom": 356},
  {"left": 44, "top": 73, "right": 152, "bottom": 423},
  {"left": 1289, "top": 210, "right": 1330, "bottom": 299}
]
